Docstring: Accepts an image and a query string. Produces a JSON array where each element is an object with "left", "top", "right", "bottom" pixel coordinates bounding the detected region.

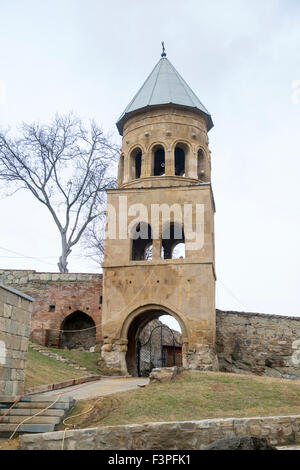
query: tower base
[
  {"left": 97, "top": 342, "right": 128, "bottom": 376},
  {"left": 98, "top": 341, "right": 219, "bottom": 376}
]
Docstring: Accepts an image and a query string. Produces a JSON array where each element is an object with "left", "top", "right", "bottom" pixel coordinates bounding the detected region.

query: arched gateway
[
  {"left": 123, "top": 306, "right": 187, "bottom": 376},
  {"left": 99, "top": 49, "right": 218, "bottom": 376}
]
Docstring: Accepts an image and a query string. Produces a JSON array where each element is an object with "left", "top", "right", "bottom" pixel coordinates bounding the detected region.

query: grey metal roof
[{"left": 116, "top": 56, "right": 213, "bottom": 135}]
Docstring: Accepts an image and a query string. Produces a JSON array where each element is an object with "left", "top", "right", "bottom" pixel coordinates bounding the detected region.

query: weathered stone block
[{"left": 0, "top": 284, "right": 33, "bottom": 396}]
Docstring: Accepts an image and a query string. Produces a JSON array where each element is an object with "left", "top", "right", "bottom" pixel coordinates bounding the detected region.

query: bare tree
[
  {"left": 0, "top": 113, "right": 118, "bottom": 272},
  {"left": 82, "top": 209, "right": 106, "bottom": 266}
]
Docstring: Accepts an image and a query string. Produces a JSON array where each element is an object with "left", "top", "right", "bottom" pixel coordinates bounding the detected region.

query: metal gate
[{"left": 137, "top": 324, "right": 182, "bottom": 377}]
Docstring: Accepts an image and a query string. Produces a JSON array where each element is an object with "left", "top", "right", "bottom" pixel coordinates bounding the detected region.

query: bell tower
[{"left": 99, "top": 47, "right": 218, "bottom": 375}]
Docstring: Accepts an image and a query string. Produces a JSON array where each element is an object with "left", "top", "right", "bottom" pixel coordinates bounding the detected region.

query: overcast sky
[{"left": 0, "top": 0, "right": 300, "bottom": 320}]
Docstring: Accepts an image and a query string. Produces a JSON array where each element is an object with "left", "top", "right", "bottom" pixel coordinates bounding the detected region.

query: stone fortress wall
[
  {"left": 1, "top": 269, "right": 300, "bottom": 379},
  {"left": 0, "top": 283, "right": 33, "bottom": 396},
  {"left": 216, "top": 310, "right": 300, "bottom": 379},
  {"left": 141, "top": 311, "right": 300, "bottom": 379}
]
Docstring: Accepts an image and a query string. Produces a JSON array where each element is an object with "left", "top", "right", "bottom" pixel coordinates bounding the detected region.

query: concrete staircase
[{"left": 0, "top": 394, "right": 75, "bottom": 437}]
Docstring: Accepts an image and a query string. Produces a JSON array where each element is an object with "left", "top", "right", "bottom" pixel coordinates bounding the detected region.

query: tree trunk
[{"left": 58, "top": 234, "right": 71, "bottom": 273}]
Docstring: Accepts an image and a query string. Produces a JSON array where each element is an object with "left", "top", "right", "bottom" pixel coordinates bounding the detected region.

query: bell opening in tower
[
  {"left": 153, "top": 146, "right": 165, "bottom": 176},
  {"left": 174, "top": 146, "right": 185, "bottom": 176}
]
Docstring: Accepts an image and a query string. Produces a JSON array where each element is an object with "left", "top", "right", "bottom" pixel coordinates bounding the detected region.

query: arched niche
[{"left": 60, "top": 311, "right": 96, "bottom": 350}]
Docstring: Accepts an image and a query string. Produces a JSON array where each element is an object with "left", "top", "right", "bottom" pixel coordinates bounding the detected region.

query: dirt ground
[{"left": 0, "top": 438, "right": 19, "bottom": 450}]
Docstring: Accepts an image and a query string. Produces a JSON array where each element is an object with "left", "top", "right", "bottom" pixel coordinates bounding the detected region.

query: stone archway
[
  {"left": 60, "top": 310, "right": 96, "bottom": 350},
  {"left": 122, "top": 306, "right": 188, "bottom": 376}
]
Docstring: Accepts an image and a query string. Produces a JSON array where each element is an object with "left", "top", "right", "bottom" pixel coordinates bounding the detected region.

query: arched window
[
  {"left": 153, "top": 146, "right": 165, "bottom": 176},
  {"left": 197, "top": 149, "right": 205, "bottom": 180},
  {"left": 174, "top": 145, "right": 185, "bottom": 176},
  {"left": 132, "top": 222, "right": 153, "bottom": 260},
  {"left": 161, "top": 222, "right": 185, "bottom": 260},
  {"left": 130, "top": 148, "right": 142, "bottom": 179}
]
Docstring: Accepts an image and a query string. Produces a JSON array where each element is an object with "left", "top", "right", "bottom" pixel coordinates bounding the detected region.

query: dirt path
[{"left": 39, "top": 377, "right": 149, "bottom": 400}]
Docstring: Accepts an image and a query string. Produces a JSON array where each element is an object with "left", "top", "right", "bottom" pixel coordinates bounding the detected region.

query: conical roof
[{"left": 116, "top": 55, "right": 213, "bottom": 135}]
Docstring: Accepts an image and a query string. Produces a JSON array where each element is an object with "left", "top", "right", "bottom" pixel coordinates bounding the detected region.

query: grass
[
  {"left": 64, "top": 370, "right": 300, "bottom": 429},
  {"left": 25, "top": 347, "right": 90, "bottom": 389},
  {"left": 45, "top": 346, "right": 100, "bottom": 375}
]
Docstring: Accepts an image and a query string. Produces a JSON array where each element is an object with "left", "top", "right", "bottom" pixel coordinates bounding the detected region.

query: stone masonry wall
[
  {"left": 216, "top": 310, "right": 300, "bottom": 379},
  {"left": 1, "top": 268, "right": 300, "bottom": 377},
  {"left": 139, "top": 319, "right": 182, "bottom": 345},
  {"left": 0, "top": 270, "right": 103, "bottom": 348},
  {"left": 0, "top": 284, "right": 33, "bottom": 396},
  {"left": 20, "top": 415, "right": 300, "bottom": 450}
]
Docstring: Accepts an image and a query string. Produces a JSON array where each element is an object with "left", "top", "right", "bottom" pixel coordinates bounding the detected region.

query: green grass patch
[
  {"left": 45, "top": 346, "right": 100, "bottom": 375},
  {"left": 25, "top": 347, "right": 85, "bottom": 389},
  {"left": 65, "top": 370, "right": 300, "bottom": 429}
]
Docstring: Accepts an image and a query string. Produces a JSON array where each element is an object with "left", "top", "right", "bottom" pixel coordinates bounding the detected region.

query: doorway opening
[
  {"left": 60, "top": 311, "right": 96, "bottom": 350},
  {"left": 125, "top": 309, "right": 182, "bottom": 376}
]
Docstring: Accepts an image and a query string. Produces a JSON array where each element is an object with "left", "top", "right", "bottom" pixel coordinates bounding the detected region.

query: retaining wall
[{"left": 20, "top": 415, "right": 300, "bottom": 450}]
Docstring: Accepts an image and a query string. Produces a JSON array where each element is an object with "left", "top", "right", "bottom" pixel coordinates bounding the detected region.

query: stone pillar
[
  {"left": 123, "top": 153, "right": 130, "bottom": 184},
  {"left": 165, "top": 148, "right": 174, "bottom": 176},
  {"left": 98, "top": 339, "right": 128, "bottom": 376},
  {"left": 141, "top": 151, "right": 149, "bottom": 178},
  {"left": 152, "top": 239, "right": 161, "bottom": 260},
  {"left": 187, "top": 150, "right": 198, "bottom": 179},
  {"left": 0, "top": 284, "right": 34, "bottom": 396}
]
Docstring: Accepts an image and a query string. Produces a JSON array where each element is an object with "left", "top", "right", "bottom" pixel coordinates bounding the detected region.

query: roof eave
[{"left": 116, "top": 104, "right": 214, "bottom": 136}]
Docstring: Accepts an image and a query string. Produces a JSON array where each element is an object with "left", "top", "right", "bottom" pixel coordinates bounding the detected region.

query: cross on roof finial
[{"left": 161, "top": 41, "right": 166, "bottom": 57}]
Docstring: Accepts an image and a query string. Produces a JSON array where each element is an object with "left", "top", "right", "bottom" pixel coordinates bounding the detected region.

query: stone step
[
  {"left": 0, "top": 394, "right": 73, "bottom": 403},
  {"left": 0, "top": 423, "right": 55, "bottom": 433},
  {"left": 0, "top": 393, "right": 75, "bottom": 436},
  {"left": 0, "top": 415, "right": 61, "bottom": 425},
  {"left": 0, "top": 408, "right": 65, "bottom": 417},
  {"left": 7, "top": 402, "right": 72, "bottom": 410}
]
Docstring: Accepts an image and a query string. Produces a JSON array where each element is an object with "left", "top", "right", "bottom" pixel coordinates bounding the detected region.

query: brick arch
[{"left": 60, "top": 310, "right": 96, "bottom": 350}]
